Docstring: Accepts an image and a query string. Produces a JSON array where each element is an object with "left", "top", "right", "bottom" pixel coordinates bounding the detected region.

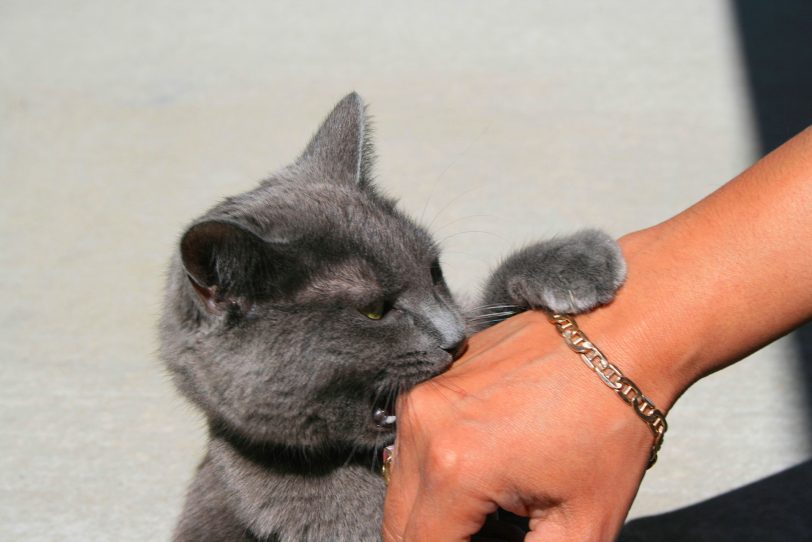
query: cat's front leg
[{"left": 482, "top": 229, "right": 626, "bottom": 315}]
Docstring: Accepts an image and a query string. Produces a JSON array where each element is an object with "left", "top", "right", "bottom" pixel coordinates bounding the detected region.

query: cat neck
[
  {"left": 207, "top": 420, "right": 387, "bottom": 540},
  {"left": 207, "top": 418, "right": 383, "bottom": 474}
]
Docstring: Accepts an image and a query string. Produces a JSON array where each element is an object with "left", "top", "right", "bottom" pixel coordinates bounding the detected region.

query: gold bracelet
[{"left": 548, "top": 313, "right": 667, "bottom": 468}]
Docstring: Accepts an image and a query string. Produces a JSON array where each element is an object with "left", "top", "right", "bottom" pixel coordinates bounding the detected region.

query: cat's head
[{"left": 160, "top": 93, "right": 466, "bottom": 452}]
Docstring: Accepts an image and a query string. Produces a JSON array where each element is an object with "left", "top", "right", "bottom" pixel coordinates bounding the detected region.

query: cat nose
[{"left": 442, "top": 337, "right": 468, "bottom": 360}]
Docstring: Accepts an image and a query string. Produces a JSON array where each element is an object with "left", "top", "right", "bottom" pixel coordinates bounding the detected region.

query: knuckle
[{"left": 424, "top": 435, "right": 468, "bottom": 485}]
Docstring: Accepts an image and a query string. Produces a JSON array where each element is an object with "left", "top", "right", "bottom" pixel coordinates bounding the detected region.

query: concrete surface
[{"left": 1, "top": 1, "right": 810, "bottom": 540}]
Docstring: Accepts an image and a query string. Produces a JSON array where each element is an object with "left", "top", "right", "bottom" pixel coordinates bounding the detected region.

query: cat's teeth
[{"left": 372, "top": 408, "right": 397, "bottom": 428}]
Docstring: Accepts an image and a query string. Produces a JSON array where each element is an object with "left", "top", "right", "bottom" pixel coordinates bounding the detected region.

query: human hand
[
  {"left": 384, "top": 127, "right": 812, "bottom": 540},
  {"left": 382, "top": 310, "right": 652, "bottom": 542}
]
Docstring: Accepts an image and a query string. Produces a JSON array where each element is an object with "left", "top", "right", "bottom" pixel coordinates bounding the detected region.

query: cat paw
[{"left": 484, "top": 229, "right": 626, "bottom": 314}]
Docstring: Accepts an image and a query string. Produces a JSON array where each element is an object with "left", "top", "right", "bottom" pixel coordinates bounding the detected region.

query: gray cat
[{"left": 160, "top": 93, "right": 625, "bottom": 542}]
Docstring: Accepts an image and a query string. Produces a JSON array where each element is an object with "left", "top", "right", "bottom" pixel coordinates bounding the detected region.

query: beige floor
[{"left": 2, "top": 1, "right": 809, "bottom": 540}]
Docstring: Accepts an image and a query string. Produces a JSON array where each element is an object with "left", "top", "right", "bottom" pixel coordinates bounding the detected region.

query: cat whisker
[
  {"left": 436, "top": 230, "right": 507, "bottom": 245},
  {"left": 435, "top": 250, "right": 491, "bottom": 264},
  {"left": 467, "top": 310, "right": 519, "bottom": 320},
  {"left": 469, "top": 303, "right": 524, "bottom": 310},
  {"left": 468, "top": 318, "right": 513, "bottom": 328},
  {"left": 431, "top": 213, "right": 497, "bottom": 234},
  {"left": 468, "top": 308, "right": 520, "bottom": 316},
  {"left": 423, "top": 377, "right": 468, "bottom": 406},
  {"left": 343, "top": 440, "right": 363, "bottom": 470},
  {"left": 425, "top": 185, "right": 488, "bottom": 231},
  {"left": 421, "top": 122, "right": 491, "bottom": 227},
  {"left": 470, "top": 313, "right": 521, "bottom": 320}
]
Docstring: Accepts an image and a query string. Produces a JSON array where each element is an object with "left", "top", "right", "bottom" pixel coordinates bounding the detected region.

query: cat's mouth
[
  {"left": 369, "top": 351, "right": 463, "bottom": 433},
  {"left": 373, "top": 406, "right": 397, "bottom": 429},
  {"left": 371, "top": 394, "right": 398, "bottom": 431}
]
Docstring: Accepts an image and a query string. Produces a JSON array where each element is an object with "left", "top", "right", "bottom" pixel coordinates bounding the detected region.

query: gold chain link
[{"left": 548, "top": 313, "right": 667, "bottom": 468}]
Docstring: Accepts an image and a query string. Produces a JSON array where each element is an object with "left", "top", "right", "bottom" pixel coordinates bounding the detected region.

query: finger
[
  {"left": 384, "top": 416, "right": 496, "bottom": 541},
  {"left": 381, "top": 479, "right": 411, "bottom": 542},
  {"left": 525, "top": 514, "right": 605, "bottom": 542},
  {"left": 524, "top": 521, "right": 572, "bottom": 542},
  {"left": 524, "top": 509, "right": 622, "bottom": 542},
  {"left": 396, "top": 424, "right": 497, "bottom": 541},
  {"left": 402, "top": 483, "right": 496, "bottom": 542},
  {"left": 382, "top": 439, "right": 422, "bottom": 542},
  {"left": 383, "top": 384, "right": 443, "bottom": 541}
]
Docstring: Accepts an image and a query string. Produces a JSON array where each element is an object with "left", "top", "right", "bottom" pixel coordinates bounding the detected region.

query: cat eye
[{"left": 359, "top": 300, "right": 388, "bottom": 320}]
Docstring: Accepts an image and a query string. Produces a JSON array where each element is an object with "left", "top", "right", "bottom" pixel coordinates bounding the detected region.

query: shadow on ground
[
  {"left": 619, "top": 1, "right": 812, "bottom": 540},
  {"left": 619, "top": 460, "right": 812, "bottom": 542}
]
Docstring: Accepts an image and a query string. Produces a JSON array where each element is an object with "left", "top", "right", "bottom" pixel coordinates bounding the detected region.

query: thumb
[{"left": 400, "top": 484, "right": 496, "bottom": 542}]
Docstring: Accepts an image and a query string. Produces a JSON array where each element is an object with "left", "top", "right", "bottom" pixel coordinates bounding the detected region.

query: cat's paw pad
[{"left": 501, "top": 230, "right": 626, "bottom": 314}]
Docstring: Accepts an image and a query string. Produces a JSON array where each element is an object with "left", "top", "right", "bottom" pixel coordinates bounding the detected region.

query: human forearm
[
  {"left": 383, "top": 127, "right": 812, "bottom": 542},
  {"left": 578, "top": 126, "right": 812, "bottom": 410}
]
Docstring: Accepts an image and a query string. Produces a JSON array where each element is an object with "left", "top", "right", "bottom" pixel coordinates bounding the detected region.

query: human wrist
[
  {"left": 571, "top": 226, "right": 704, "bottom": 413},
  {"left": 547, "top": 312, "right": 667, "bottom": 467}
]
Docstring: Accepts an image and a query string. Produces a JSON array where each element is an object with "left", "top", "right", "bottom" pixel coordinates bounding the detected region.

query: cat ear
[
  {"left": 180, "top": 220, "right": 279, "bottom": 313},
  {"left": 298, "top": 92, "right": 374, "bottom": 187}
]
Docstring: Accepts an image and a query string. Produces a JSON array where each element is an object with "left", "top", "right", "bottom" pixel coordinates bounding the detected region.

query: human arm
[{"left": 382, "top": 126, "right": 812, "bottom": 541}]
